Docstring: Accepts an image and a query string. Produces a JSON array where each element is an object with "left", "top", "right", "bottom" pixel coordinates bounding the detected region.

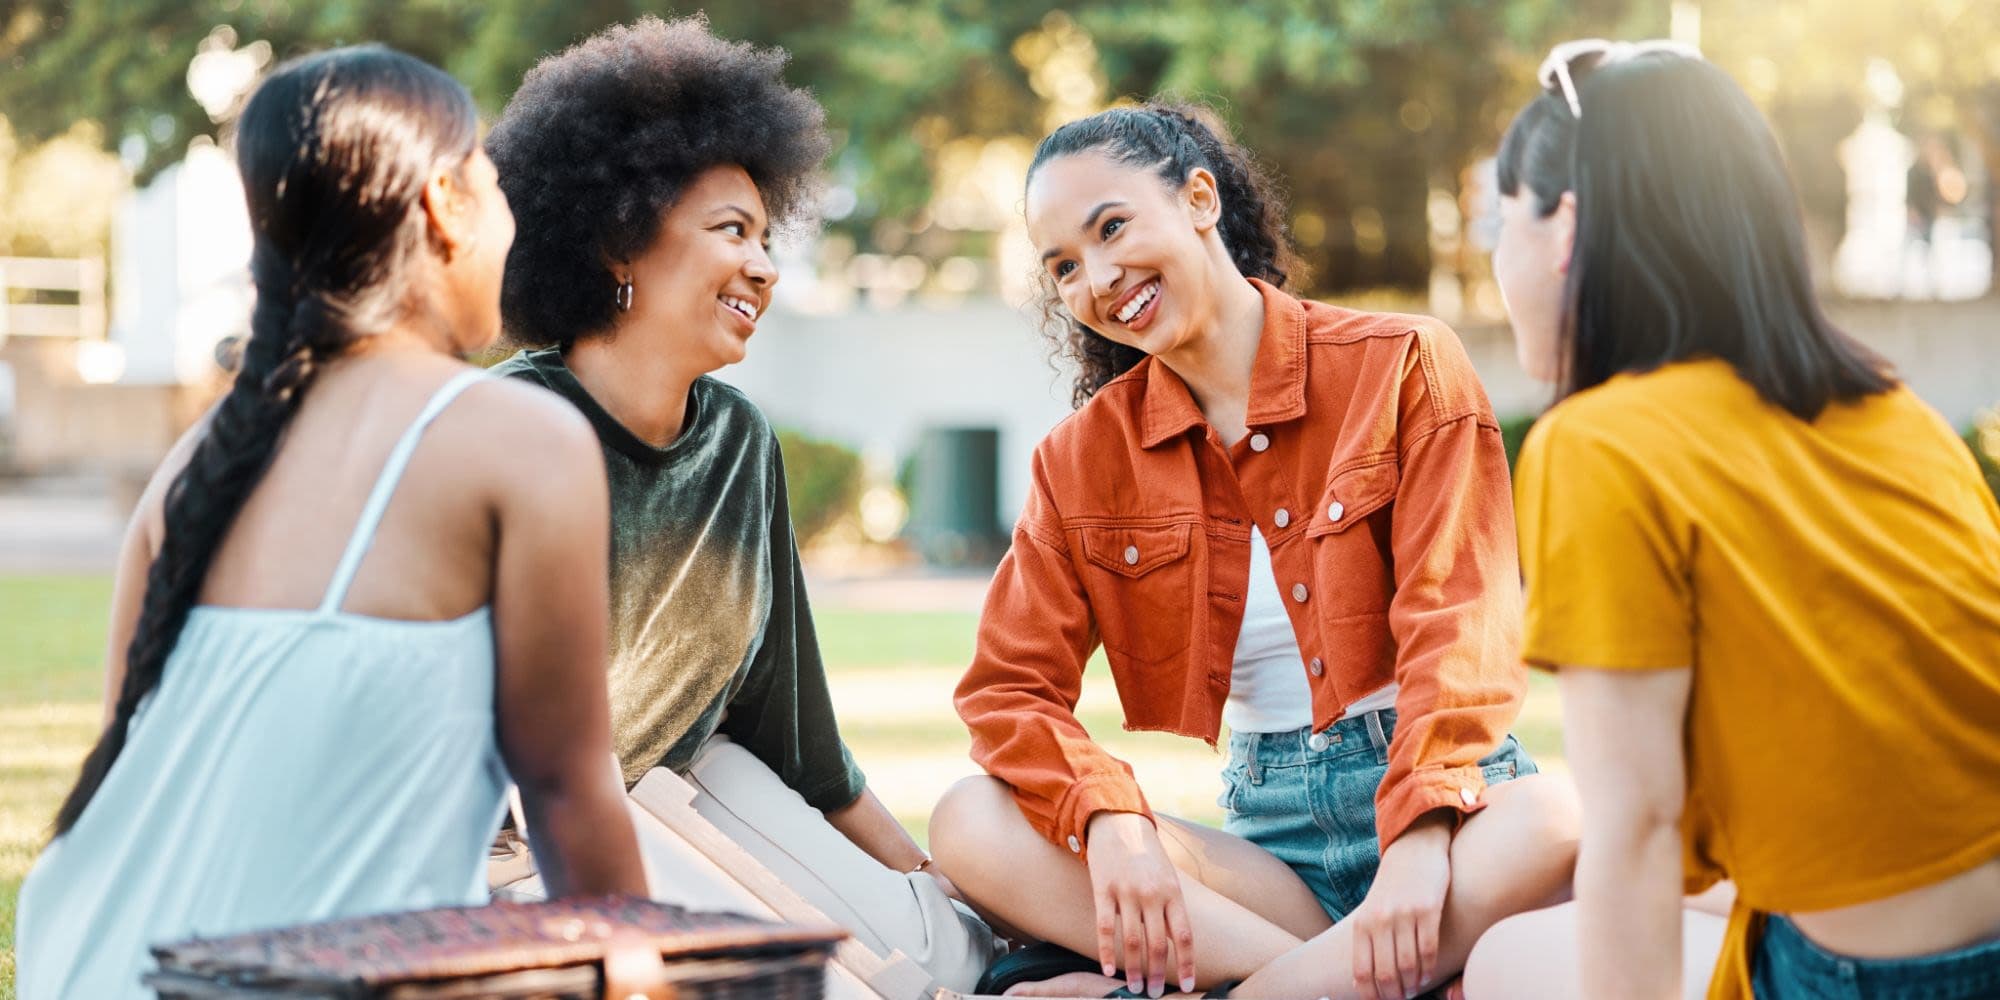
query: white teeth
[
  {"left": 1116, "top": 282, "right": 1158, "bottom": 323},
  {"left": 721, "top": 296, "right": 758, "bottom": 321}
]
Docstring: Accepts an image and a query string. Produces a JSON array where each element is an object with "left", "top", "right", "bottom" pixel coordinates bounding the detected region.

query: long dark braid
[
  {"left": 1026, "top": 102, "right": 1304, "bottom": 407},
  {"left": 51, "top": 46, "right": 477, "bottom": 836}
]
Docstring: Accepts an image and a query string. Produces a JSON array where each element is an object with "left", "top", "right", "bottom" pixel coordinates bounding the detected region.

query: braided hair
[
  {"left": 1026, "top": 102, "right": 1302, "bottom": 407},
  {"left": 50, "top": 46, "right": 478, "bottom": 836}
]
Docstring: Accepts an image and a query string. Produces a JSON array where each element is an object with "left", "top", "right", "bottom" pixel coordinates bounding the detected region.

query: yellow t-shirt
[{"left": 1515, "top": 359, "right": 2000, "bottom": 999}]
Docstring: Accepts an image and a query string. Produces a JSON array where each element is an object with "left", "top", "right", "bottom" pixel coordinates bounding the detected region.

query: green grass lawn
[{"left": 0, "top": 577, "right": 1564, "bottom": 999}]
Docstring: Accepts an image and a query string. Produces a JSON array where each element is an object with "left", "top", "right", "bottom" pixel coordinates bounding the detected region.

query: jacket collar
[{"left": 1138, "top": 278, "right": 1309, "bottom": 449}]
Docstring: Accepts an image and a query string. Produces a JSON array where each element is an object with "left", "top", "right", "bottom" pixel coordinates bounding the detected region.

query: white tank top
[{"left": 1223, "top": 526, "right": 1396, "bottom": 734}]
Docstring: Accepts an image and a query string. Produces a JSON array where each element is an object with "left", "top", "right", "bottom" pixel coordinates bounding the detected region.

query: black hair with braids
[
  {"left": 50, "top": 45, "right": 478, "bottom": 837},
  {"left": 1026, "top": 102, "right": 1302, "bottom": 407}
]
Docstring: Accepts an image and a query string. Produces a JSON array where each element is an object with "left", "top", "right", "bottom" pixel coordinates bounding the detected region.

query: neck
[
  {"left": 345, "top": 321, "right": 462, "bottom": 362},
  {"left": 564, "top": 332, "right": 700, "bottom": 447},
  {"left": 1159, "top": 273, "right": 1267, "bottom": 441}
]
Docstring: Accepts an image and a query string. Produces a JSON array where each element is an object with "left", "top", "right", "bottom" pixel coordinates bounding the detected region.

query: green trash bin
[{"left": 907, "top": 426, "right": 1006, "bottom": 567}]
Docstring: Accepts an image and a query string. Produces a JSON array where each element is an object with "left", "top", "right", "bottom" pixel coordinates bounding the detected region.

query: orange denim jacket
[{"left": 956, "top": 279, "right": 1526, "bottom": 860}]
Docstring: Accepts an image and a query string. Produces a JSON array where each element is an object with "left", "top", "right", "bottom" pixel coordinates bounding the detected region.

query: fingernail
[
  {"left": 1182, "top": 977, "right": 1197, "bottom": 993},
  {"left": 1104, "top": 964, "right": 1118, "bottom": 978}
]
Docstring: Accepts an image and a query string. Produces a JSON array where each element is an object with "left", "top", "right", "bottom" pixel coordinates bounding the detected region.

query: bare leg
[
  {"left": 1230, "top": 773, "right": 1582, "bottom": 999},
  {"left": 1461, "top": 900, "right": 1727, "bottom": 999},
  {"left": 930, "top": 776, "right": 1331, "bottom": 986}
]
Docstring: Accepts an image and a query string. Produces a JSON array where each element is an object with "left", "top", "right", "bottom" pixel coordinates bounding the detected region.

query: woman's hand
[
  {"left": 1085, "top": 811, "right": 1197, "bottom": 997},
  {"left": 1349, "top": 811, "right": 1453, "bottom": 1000}
]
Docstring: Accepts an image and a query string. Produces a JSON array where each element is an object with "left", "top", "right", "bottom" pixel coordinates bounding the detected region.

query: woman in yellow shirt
[{"left": 1465, "top": 42, "right": 2000, "bottom": 1000}]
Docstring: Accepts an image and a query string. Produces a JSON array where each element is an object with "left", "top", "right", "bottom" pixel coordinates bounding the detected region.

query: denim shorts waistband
[{"left": 1226, "top": 708, "right": 1396, "bottom": 767}]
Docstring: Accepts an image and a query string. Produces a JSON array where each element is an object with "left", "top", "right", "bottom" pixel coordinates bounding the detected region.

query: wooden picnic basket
[{"left": 142, "top": 894, "right": 847, "bottom": 999}]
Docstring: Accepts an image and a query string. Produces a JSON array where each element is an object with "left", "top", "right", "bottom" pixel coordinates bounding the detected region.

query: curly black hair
[
  {"left": 1027, "top": 102, "right": 1301, "bottom": 408},
  {"left": 486, "top": 15, "right": 830, "bottom": 349}
]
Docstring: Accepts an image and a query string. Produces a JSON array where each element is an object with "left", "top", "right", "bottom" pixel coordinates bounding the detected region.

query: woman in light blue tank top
[{"left": 14, "top": 47, "right": 647, "bottom": 999}]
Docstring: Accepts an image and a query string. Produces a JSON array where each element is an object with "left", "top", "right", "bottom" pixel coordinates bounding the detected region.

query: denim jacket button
[
  {"left": 1273, "top": 508, "right": 1291, "bottom": 528},
  {"left": 1067, "top": 835, "right": 1082, "bottom": 853},
  {"left": 1328, "top": 501, "right": 1346, "bottom": 522},
  {"left": 1308, "top": 657, "right": 1324, "bottom": 676},
  {"left": 1249, "top": 433, "right": 1270, "bottom": 452},
  {"left": 1291, "top": 583, "right": 1309, "bottom": 603},
  {"left": 1123, "top": 545, "right": 1139, "bottom": 566},
  {"left": 1460, "top": 786, "right": 1478, "bottom": 807}
]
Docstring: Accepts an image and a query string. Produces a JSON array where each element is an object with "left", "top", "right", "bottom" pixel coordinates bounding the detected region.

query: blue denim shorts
[
  {"left": 1753, "top": 913, "right": 2000, "bottom": 999},
  {"left": 1218, "top": 708, "right": 1537, "bottom": 921}
]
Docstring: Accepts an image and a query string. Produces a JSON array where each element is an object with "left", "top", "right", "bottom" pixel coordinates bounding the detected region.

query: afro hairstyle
[{"left": 486, "top": 15, "right": 829, "bottom": 348}]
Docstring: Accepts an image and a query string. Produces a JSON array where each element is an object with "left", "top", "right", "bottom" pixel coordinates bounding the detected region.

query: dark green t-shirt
[{"left": 493, "top": 347, "right": 866, "bottom": 812}]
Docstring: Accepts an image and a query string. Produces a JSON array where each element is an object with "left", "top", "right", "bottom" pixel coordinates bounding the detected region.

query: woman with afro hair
[{"left": 483, "top": 17, "right": 998, "bottom": 993}]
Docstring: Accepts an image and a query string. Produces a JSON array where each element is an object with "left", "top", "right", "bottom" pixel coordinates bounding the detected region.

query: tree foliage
[{"left": 3, "top": 0, "right": 1995, "bottom": 292}]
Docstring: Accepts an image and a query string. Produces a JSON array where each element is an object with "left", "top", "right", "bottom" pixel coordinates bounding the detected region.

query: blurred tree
[{"left": 4, "top": 0, "right": 1996, "bottom": 293}]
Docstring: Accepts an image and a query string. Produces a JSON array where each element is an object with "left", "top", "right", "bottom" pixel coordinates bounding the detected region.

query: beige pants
[{"left": 491, "top": 737, "right": 996, "bottom": 997}]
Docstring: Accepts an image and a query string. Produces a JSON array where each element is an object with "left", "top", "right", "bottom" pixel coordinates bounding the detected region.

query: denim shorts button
[{"left": 1308, "top": 731, "right": 1330, "bottom": 752}]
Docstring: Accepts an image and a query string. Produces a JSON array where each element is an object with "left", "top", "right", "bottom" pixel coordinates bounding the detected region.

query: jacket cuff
[
  {"left": 1376, "top": 764, "right": 1487, "bottom": 847},
  {"left": 1055, "top": 772, "right": 1153, "bottom": 862}
]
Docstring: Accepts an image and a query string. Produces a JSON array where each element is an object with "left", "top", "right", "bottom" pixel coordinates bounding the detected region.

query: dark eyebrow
[
  {"left": 1080, "top": 200, "right": 1127, "bottom": 232},
  {"left": 716, "top": 204, "right": 764, "bottom": 228},
  {"left": 1040, "top": 200, "right": 1130, "bottom": 262}
]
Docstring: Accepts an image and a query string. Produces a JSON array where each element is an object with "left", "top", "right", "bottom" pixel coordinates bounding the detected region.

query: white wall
[
  {"left": 110, "top": 141, "right": 253, "bottom": 386},
  {"left": 712, "top": 299, "right": 1076, "bottom": 519}
]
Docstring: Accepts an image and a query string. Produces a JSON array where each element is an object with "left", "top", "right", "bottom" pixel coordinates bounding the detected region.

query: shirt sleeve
[
  {"left": 954, "top": 446, "right": 1153, "bottom": 862},
  {"left": 1516, "top": 409, "right": 1695, "bottom": 670},
  {"left": 1375, "top": 407, "right": 1530, "bottom": 848},
  {"left": 719, "top": 434, "right": 868, "bottom": 813}
]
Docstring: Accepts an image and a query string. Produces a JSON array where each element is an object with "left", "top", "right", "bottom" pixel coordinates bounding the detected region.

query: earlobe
[
  {"left": 422, "top": 170, "right": 465, "bottom": 261},
  {"left": 1186, "top": 167, "right": 1222, "bottom": 232}
]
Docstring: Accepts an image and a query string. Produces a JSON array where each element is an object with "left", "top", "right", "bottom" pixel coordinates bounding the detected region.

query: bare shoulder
[
  {"left": 129, "top": 400, "right": 223, "bottom": 552},
  {"left": 435, "top": 374, "right": 603, "bottom": 488}
]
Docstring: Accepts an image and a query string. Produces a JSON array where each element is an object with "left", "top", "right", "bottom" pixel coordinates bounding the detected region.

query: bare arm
[
  {"left": 823, "top": 787, "right": 927, "bottom": 873},
  {"left": 489, "top": 392, "right": 645, "bottom": 897},
  {"left": 1560, "top": 665, "right": 1693, "bottom": 1000},
  {"left": 100, "top": 412, "right": 214, "bottom": 724}
]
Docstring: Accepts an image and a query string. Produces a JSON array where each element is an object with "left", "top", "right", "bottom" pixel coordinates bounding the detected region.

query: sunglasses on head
[{"left": 1537, "top": 38, "right": 1704, "bottom": 118}]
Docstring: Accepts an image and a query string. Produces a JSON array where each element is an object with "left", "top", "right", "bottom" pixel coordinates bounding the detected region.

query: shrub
[
  {"left": 1966, "top": 410, "right": 2000, "bottom": 503},
  {"left": 776, "top": 428, "right": 863, "bottom": 545},
  {"left": 1499, "top": 413, "right": 1538, "bottom": 472}
]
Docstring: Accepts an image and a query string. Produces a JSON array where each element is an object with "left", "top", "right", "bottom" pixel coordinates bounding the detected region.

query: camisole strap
[{"left": 318, "top": 369, "right": 488, "bottom": 615}]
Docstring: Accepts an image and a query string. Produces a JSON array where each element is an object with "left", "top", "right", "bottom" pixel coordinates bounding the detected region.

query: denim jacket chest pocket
[
  {"left": 1304, "top": 458, "right": 1400, "bottom": 620},
  {"left": 1073, "top": 520, "right": 1198, "bottom": 668}
]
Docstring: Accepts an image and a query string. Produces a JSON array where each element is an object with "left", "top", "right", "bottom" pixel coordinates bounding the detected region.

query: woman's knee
[
  {"left": 928, "top": 775, "right": 1023, "bottom": 872},
  {"left": 1461, "top": 904, "right": 1579, "bottom": 998},
  {"left": 1493, "top": 772, "right": 1583, "bottom": 854}
]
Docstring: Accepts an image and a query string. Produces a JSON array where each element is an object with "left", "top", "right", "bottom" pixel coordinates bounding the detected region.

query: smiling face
[
  {"left": 616, "top": 163, "right": 777, "bottom": 373},
  {"left": 1026, "top": 151, "right": 1227, "bottom": 360}
]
